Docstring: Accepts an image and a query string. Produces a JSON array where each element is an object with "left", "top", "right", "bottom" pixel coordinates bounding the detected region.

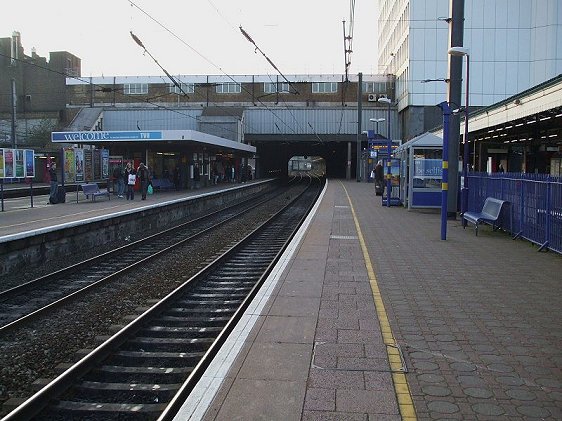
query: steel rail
[
  {"left": 2, "top": 177, "right": 322, "bottom": 420},
  {"left": 0, "top": 184, "right": 287, "bottom": 334}
]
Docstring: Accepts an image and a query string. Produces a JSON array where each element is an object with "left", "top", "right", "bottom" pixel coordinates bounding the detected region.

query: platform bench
[
  {"left": 151, "top": 178, "right": 175, "bottom": 191},
  {"left": 463, "top": 197, "right": 508, "bottom": 236},
  {"left": 81, "top": 183, "right": 110, "bottom": 202}
]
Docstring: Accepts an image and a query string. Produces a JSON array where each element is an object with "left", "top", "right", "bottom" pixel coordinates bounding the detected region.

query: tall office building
[{"left": 378, "top": 0, "right": 562, "bottom": 140}]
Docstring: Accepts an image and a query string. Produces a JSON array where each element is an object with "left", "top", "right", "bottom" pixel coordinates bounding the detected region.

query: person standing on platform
[
  {"left": 137, "top": 163, "right": 151, "bottom": 200},
  {"left": 173, "top": 166, "right": 180, "bottom": 190},
  {"left": 374, "top": 160, "right": 384, "bottom": 196},
  {"left": 48, "top": 162, "right": 58, "bottom": 204},
  {"left": 125, "top": 162, "right": 136, "bottom": 200},
  {"left": 193, "top": 162, "right": 200, "bottom": 189},
  {"left": 113, "top": 164, "right": 125, "bottom": 198}
]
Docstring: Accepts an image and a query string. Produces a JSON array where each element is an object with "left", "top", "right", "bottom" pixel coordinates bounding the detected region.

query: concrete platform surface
[
  {"left": 177, "top": 180, "right": 561, "bottom": 420},
  {"left": 0, "top": 182, "right": 257, "bottom": 239}
]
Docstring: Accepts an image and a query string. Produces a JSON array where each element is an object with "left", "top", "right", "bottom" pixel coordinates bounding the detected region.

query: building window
[
  {"left": 216, "top": 82, "right": 241, "bottom": 93},
  {"left": 362, "top": 82, "right": 387, "bottom": 94},
  {"left": 169, "top": 82, "right": 195, "bottom": 94},
  {"left": 312, "top": 82, "right": 338, "bottom": 93},
  {"left": 123, "top": 83, "right": 148, "bottom": 95},
  {"left": 264, "top": 82, "right": 290, "bottom": 94}
]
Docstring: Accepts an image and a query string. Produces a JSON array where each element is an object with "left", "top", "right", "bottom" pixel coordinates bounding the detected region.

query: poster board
[
  {"left": 24, "top": 150, "right": 35, "bottom": 178},
  {"left": 0, "top": 148, "right": 35, "bottom": 179}
]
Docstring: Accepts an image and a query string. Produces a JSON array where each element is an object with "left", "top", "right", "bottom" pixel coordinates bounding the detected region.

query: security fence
[{"left": 467, "top": 172, "right": 562, "bottom": 254}]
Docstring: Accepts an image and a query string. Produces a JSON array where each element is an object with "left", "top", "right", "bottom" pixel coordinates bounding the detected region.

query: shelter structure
[
  {"left": 51, "top": 129, "right": 256, "bottom": 189},
  {"left": 394, "top": 132, "right": 443, "bottom": 209}
]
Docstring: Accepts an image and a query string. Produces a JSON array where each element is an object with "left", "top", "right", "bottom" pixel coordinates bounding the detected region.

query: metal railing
[{"left": 467, "top": 172, "right": 562, "bottom": 254}]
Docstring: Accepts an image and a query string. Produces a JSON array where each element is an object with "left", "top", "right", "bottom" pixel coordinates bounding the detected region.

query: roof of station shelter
[
  {"left": 51, "top": 129, "right": 256, "bottom": 154},
  {"left": 395, "top": 132, "right": 442, "bottom": 153}
]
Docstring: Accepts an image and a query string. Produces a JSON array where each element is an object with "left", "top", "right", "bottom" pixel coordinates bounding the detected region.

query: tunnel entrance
[{"left": 252, "top": 135, "right": 358, "bottom": 179}]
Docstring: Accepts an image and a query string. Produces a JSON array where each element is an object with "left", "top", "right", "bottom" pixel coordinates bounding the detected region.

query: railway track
[
  {"left": 3, "top": 177, "right": 323, "bottom": 420},
  {"left": 0, "top": 182, "right": 295, "bottom": 334}
]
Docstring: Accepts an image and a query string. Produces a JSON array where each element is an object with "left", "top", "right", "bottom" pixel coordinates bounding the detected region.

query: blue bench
[
  {"left": 81, "top": 183, "right": 111, "bottom": 202},
  {"left": 151, "top": 178, "right": 175, "bottom": 191},
  {"left": 463, "top": 197, "right": 509, "bottom": 236}
]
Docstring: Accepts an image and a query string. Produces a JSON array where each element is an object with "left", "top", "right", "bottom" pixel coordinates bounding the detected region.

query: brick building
[{"left": 0, "top": 31, "right": 80, "bottom": 148}]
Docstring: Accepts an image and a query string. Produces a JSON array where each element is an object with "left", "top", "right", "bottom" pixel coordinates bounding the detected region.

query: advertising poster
[
  {"left": 93, "top": 149, "right": 101, "bottom": 180},
  {"left": 64, "top": 148, "right": 76, "bottom": 183},
  {"left": 75, "top": 149, "right": 84, "bottom": 182},
  {"left": 25, "top": 149, "right": 35, "bottom": 178},
  {"left": 414, "top": 159, "right": 443, "bottom": 178},
  {"left": 101, "top": 149, "right": 109, "bottom": 179},
  {"left": 4, "top": 149, "right": 14, "bottom": 178},
  {"left": 15, "top": 149, "right": 24, "bottom": 178},
  {"left": 84, "top": 149, "right": 93, "bottom": 182},
  {"left": 0, "top": 149, "right": 4, "bottom": 178}
]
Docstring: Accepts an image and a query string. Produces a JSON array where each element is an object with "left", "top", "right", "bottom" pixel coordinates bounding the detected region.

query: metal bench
[
  {"left": 463, "top": 197, "right": 509, "bottom": 236},
  {"left": 81, "top": 183, "right": 111, "bottom": 202},
  {"left": 151, "top": 178, "right": 175, "bottom": 191}
]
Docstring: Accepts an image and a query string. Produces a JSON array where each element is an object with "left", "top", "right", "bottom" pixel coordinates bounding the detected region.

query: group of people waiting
[{"left": 113, "top": 162, "right": 152, "bottom": 200}]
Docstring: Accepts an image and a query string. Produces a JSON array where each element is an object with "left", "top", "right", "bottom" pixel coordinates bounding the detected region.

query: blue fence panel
[
  {"left": 467, "top": 172, "right": 562, "bottom": 254},
  {"left": 549, "top": 178, "right": 562, "bottom": 252}
]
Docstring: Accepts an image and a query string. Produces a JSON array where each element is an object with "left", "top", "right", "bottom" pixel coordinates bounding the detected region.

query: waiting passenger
[
  {"left": 125, "top": 162, "right": 136, "bottom": 200},
  {"left": 137, "top": 163, "right": 151, "bottom": 200}
]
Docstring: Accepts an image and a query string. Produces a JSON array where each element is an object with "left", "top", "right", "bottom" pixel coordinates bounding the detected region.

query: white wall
[{"left": 378, "top": 0, "right": 562, "bottom": 111}]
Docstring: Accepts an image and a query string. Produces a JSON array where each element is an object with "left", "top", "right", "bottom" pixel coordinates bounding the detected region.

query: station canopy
[{"left": 51, "top": 129, "right": 256, "bottom": 154}]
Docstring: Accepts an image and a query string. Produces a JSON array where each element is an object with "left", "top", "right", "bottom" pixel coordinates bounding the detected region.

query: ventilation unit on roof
[{"left": 368, "top": 94, "right": 377, "bottom": 102}]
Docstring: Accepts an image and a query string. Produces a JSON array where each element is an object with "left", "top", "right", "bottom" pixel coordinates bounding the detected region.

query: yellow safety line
[{"left": 341, "top": 183, "right": 417, "bottom": 421}]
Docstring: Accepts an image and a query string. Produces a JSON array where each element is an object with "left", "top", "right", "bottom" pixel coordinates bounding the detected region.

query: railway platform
[
  {"left": 0, "top": 182, "right": 256, "bottom": 239},
  {"left": 1, "top": 179, "right": 560, "bottom": 420},
  {"left": 178, "top": 180, "right": 561, "bottom": 420}
]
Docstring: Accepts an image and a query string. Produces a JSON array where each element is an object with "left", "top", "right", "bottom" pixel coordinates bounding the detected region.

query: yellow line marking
[{"left": 341, "top": 182, "right": 416, "bottom": 421}]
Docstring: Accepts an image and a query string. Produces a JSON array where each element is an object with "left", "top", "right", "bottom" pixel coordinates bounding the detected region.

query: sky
[{"left": 2, "top": 0, "right": 380, "bottom": 77}]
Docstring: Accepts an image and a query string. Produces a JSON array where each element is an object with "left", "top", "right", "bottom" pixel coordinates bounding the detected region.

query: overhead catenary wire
[
  {"left": 238, "top": 26, "right": 299, "bottom": 96},
  {"left": 130, "top": 31, "right": 190, "bottom": 98},
  {"left": 127, "top": 0, "right": 299, "bottom": 137},
  {"left": 0, "top": 52, "right": 245, "bottom": 140}
]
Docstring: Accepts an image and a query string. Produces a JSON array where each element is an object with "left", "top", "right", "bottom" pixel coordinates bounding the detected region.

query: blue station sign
[{"left": 52, "top": 131, "right": 163, "bottom": 142}]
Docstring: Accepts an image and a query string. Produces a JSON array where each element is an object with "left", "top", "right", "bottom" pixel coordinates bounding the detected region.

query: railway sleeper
[
  {"left": 89, "top": 365, "right": 193, "bottom": 384},
  {"left": 163, "top": 307, "right": 236, "bottom": 317},
  {"left": 71, "top": 379, "right": 182, "bottom": 401},
  {"left": 43, "top": 400, "right": 168, "bottom": 419},
  {"left": 179, "top": 296, "right": 246, "bottom": 303},
  {"left": 123, "top": 336, "right": 215, "bottom": 352},
  {"left": 142, "top": 325, "right": 223, "bottom": 336},
  {"left": 109, "top": 350, "right": 205, "bottom": 366},
  {"left": 156, "top": 315, "right": 230, "bottom": 326}
]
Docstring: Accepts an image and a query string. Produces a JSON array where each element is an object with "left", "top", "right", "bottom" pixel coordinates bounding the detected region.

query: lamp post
[
  {"left": 369, "top": 117, "right": 385, "bottom": 135},
  {"left": 437, "top": 101, "right": 452, "bottom": 240},
  {"left": 448, "top": 46, "right": 470, "bottom": 217},
  {"left": 377, "top": 97, "right": 392, "bottom": 207}
]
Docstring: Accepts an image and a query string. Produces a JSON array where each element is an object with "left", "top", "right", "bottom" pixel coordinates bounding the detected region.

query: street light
[
  {"left": 369, "top": 117, "right": 385, "bottom": 135},
  {"left": 377, "top": 97, "right": 392, "bottom": 207},
  {"left": 448, "top": 46, "right": 470, "bottom": 217}
]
